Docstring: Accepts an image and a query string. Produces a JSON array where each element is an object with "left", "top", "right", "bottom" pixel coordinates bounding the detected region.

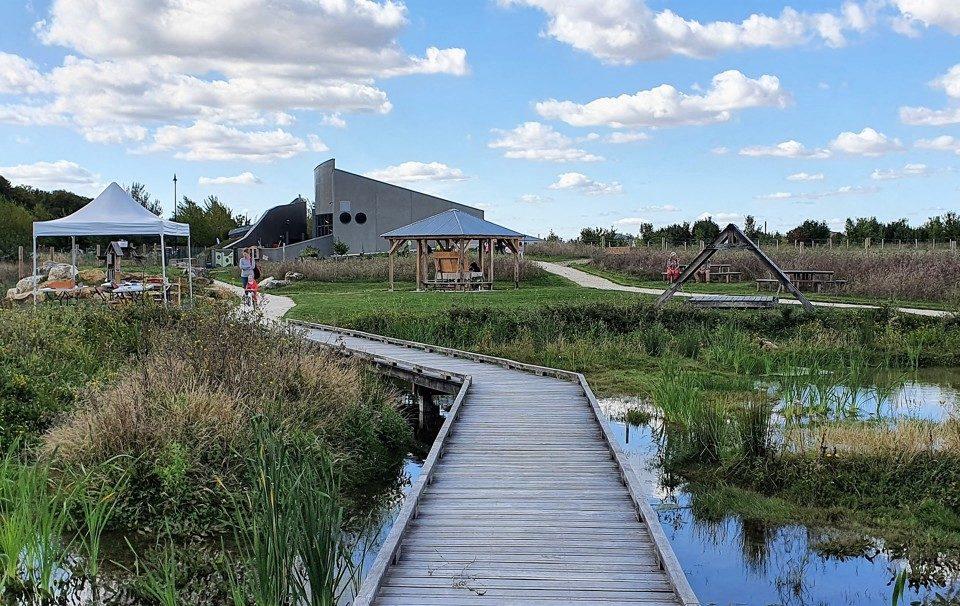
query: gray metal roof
[{"left": 381, "top": 209, "right": 524, "bottom": 239}]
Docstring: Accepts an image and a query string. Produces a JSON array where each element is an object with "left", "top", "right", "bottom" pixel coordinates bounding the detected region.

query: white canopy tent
[{"left": 32, "top": 182, "right": 193, "bottom": 304}]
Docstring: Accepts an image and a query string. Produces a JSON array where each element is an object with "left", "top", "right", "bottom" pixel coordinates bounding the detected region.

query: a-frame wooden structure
[{"left": 654, "top": 223, "right": 814, "bottom": 311}]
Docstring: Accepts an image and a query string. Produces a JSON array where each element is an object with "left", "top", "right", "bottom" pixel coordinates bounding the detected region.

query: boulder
[
  {"left": 77, "top": 268, "right": 106, "bottom": 284},
  {"left": 284, "top": 271, "right": 305, "bottom": 281},
  {"left": 260, "top": 278, "right": 290, "bottom": 290},
  {"left": 47, "top": 263, "right": 77, "bottom": 282},
  {"left": 14, "top": 275, "right": 43, "bottom": 294}
]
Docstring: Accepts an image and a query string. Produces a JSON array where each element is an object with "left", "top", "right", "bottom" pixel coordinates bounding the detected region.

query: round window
[
  {"left": 355, "top": 212, "right": 367, "bottom": 225},
  {"left": 339, "top": 212, "right": 352, "bottom": 224}
]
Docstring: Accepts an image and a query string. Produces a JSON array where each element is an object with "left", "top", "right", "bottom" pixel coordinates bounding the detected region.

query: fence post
[
  {"left": 864, "top": 237, "right": 870, "bottom": 250},
  {"left": 951, "top": 240, "right": 957, "bottom": 253},
  {"left": 661, "top": 237, "right": 665, "bottom": 251},
  {"left": 933, "top": 238, "right": 937, "bottom": 250},
  {"left": 18, "top": 246, "right": 24, "bottom": 278},
  {"left": 880, "top": 239, "right": 884, "bottom": 250},
  {"left": 915, "top": 239, "right": 919, "bottom": 249}
]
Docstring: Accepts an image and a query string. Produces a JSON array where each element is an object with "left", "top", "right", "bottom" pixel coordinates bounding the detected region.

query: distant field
[{"left": 571, "top": 262, "right": 957, "bottom": 312}]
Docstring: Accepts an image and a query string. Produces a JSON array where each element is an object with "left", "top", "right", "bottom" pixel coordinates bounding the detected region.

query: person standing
[{"left": 239, "top": 249, "right": 255, "bottom": 289}]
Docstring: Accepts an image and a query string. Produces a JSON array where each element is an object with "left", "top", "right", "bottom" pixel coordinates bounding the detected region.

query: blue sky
[{"left": 1, "top": 0, "right": 959, "bottom": 238}]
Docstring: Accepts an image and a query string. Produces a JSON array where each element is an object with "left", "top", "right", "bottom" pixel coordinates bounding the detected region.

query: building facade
[{"left": 314, "top": 159, "right": 484, "bottom": 255}]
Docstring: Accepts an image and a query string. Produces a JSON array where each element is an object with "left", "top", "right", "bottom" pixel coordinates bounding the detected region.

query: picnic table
[
  {"left": 756, "top": 270, "right": 847, "bottom": 293},
  {"left": 662, "top": 263, "right": 743, "bottom": 283}
]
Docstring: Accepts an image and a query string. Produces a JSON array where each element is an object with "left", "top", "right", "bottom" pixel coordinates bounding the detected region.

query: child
[{"left": 244, "top": 276, "right": 260, "bottom": 308}]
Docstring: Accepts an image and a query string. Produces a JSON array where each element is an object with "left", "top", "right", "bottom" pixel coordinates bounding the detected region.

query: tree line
[
  {"left": 567, "top": 213, "right": 960, "bottom": 247},
  {"left": 0, "top": 176, "right": 248, "bottom": 258}
]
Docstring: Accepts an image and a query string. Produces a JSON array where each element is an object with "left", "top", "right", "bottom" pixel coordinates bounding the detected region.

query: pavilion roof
[{"left": 381, "top": 209, "right": 523, "bottom": 239}]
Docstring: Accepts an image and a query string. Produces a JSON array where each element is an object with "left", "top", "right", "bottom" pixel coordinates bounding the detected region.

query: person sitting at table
[{"left": 665, "top": 253, "right": 681, "bottom": 284}]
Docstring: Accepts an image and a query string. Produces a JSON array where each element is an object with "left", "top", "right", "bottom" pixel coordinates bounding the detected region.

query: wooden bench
[
  {"left": 709, "top": 271, "right": 742, "bottom": 283},
  {"left": 688, "top": 295, "right": 778, "bottom": 309}
]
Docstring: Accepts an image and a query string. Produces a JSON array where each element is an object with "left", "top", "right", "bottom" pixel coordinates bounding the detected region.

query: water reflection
[{"left": 601, "top": 395, "right": 960, "bottom": 606}]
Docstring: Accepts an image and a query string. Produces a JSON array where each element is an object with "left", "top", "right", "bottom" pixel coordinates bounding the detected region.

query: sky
[{"left": 0, "top": 0, "right": 959, "bottom": 239}]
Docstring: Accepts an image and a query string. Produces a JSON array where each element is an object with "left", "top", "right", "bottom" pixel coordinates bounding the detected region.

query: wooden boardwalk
[{"left": 298, "top": 323, "right": 698, "bottom": 606}]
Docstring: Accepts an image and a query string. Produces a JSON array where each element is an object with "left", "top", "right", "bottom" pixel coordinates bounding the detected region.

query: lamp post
[{"left": 172, "top": 174, "right": 178, "bottom": 218}]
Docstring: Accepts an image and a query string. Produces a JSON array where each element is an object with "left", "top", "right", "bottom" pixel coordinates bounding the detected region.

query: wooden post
[
  {"left": 18, "top": 246, "right": 23, "bottom": 279},
  {"left": 388, "top": 241, "right": 395, "bottom": 291},
  {"left": 415, "top": 240, "right": 421, "bottom": 291},
  {"left": 489, "top": 239, "right": 495, "bottom": 286},
  {"left": 513, "top": 239, "right": 519, "bottom": 289},
  {"left": 48, "top": 246, "right": 54, "bottom": 262}
]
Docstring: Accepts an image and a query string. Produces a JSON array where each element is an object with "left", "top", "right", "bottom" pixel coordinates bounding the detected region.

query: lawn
[{"left": 282, "top": 273, "right": 649, "bottom": 325}]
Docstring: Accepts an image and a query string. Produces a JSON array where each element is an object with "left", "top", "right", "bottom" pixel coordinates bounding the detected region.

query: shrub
[{"left": 41, "top": 307, "right": 411, "bottom": 532}]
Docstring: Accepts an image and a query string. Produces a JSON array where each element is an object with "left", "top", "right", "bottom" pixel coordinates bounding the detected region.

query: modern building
[
  {"left": 313, "top": 158, "right": 484, "bottom": 256},
  {"left": 224, "top": 196, "right": 309, "bottom": 250}
]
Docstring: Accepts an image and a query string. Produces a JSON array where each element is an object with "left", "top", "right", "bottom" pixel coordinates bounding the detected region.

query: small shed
[{"left": 381, "top": 210, "right": 525, "bottom": 291}]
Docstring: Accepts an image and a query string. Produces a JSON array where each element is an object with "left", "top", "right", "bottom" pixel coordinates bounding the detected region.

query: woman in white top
[{"left": 239, "top": 249, "right": 256, "bottom": 289}]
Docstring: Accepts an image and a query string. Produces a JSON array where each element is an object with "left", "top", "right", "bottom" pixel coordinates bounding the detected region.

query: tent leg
[
  {"left": 32, "top": 234, "right": 37, "bottom": 305},
  {"left": 160, "top": 233, "right": 168, "bottom": 306},
  {"left": 187, "top": 234, "right": 193, "bottom": 305},
  {"left": 70, "top": 236, "right": 76, "bottom": 275}
]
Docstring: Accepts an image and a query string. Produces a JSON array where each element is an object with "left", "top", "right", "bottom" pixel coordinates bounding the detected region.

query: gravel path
[
  {"left": 535, "top": 260, "right": 953, "bottom": 318},
  {"left": 213, "top": 280, "right": 296, "bottom": 322}
]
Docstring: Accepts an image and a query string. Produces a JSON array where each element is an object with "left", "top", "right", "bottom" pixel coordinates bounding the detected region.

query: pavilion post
[
  {"left": 70, "top": 236, "right": 76, "bottom": 275},
  {"left": 513, "top": 239, "right": 519, "bottom": 289},
  {"left": 415, "top": 239, "right": 422, "bottom": 292},
  {"left": 160, "top": 233, "right": 168, "bottom": 306},
  {"left": 32, "top": 233, "right": 37, "bottom": 305},
  {"left": 389, "top": 243, "right": 395, "bottom": 291},
  {"left": 187, "top": 234, "right": 194, "bottom": 304},
  {"left": 458, "top": 239, "right": 466, "bottom": 291},
  {"left": 489, "top": 239, "right": 495, "bottom": 286}
]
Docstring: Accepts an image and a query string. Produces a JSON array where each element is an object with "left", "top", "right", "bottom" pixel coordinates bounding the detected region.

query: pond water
[
  {"left": 770, "top": 368, "right": 960, "bottom": 423},
  {"left": 602, "top": 395, "right": 960, "bottom": 606}
]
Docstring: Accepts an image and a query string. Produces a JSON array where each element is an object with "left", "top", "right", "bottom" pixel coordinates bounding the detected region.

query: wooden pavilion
[{"left": 381, "top": 209, "right": 525, "bottom": 291}]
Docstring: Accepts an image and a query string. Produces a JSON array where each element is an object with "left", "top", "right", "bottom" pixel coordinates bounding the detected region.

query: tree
[
  {"left": 172, "top": 195, "right": 241, "bottom": 247},
  {"left": 333, "top": 239, "right": 349, "bottom": 255},
  {"left": 691, "top": 217, "right": 720, "bottom": 243},
  {"left": 743, "top": 215, "right": 762, "bottom": 241},
  {"left": 0, "top": 197, "right": 34, "bottom": 258},
  {"left": 127, "top": 182, "right": 163, "bottom": 216},
  {"left": 787, "top": 220, "right": 831, "bottom": 243},
  {"left": 545, "top": 230, "right": 562, "bottom": 242}
]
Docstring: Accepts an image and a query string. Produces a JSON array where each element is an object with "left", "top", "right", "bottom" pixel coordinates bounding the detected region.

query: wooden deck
[{"left": 297, "top": 322, "right": 698, "bottom": 606}]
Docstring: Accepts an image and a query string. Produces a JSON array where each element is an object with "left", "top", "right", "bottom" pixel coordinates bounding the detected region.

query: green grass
[
  {"left": 572, "top": 262, "right": 956, "bottom": 312},
  {"left": 283, "top": 276, "right": 646, "bottom": 326}
]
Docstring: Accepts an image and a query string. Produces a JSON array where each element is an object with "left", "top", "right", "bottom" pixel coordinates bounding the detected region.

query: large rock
[
  {"left": 46, "top": 263, "right": 77, "bottom": 282},
  {"left": 78, "top": 268, "right": 106, "bottom": 284},
  {"left": 284, "top": 271, "right": 305, "bottom": 281},
  {"left": 206, "top": 286, "right": 234, "bottom": 300},
  {"left": 14, "top": 275, "right": 43, "bottom": 294}
]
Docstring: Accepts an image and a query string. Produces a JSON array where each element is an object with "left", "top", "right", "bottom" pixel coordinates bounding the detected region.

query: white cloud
[
  {"left": 640, "top": 204, "right": 680, "bottom": 212},
  {"left": 916, "top": 134, "right": 960, "bottom": 154},
  {"left": 891, "top": 0, "right": 960, "bottom": 35},
  {"left": 900, "top": 64, "right": 960, "bottom": 125},
  {"left": 697, "top": 212, "right": 742, "bottom": 223},
  {"left": 199, "top": 171, "right": 262, "bottom": 186},
  {"left": 536, "top": 70, "right": 789, "bottom": 128},
  {"left": 787, "top": 171, "right": 825, "bottom": 181},
  {"left": 307, "top": 134, "right": 329, "bottom": 152},
  {"left": 142, "top": 120, "right": 310, "bottom": 162},
  {"left": 518, "top": 194, "right": 552, "bottom": 204},
  {"left": 548, "top": 172, "right": 622, "bottom": 195},
  {"left": 0, "top": 0, "right": 467, "bottom": 147},
  {"left": 711, "top": 146, "right": 730, "bottom": 155},
  {"left": 870, "top": 163, "right": 929, "bottom": 180},
  {"left": 500, "top": 0, "right": 877, "bottom": 63},
  {"left": 0, "top": 159, "right": 101, "bottom": 193},
  {"left": 0, "top": 52, "right": 47, "bottom": 94},
  {"left": 605, "top": 131, "right": 649, "bottom": 144},
  {"left": 364, "top": 161, "right": 469, "bottom": 184},
  {"left": 614, "top": 217, "right": 650, "bottom": 227},
  {"left": 829, "top": 127, "right": 903, "bottom": 156},
  {"left": 756, "top": 185, "right": 879, "bottom": 200},
  {"left": 740, "top": 140, "right": 831, "bottom": 159},
  {"left": 489, "top": 122, "right": 603, "bottom": 162}
]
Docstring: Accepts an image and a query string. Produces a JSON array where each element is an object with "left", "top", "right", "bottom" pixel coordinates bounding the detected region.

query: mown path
[
  {"left": 213, "top": 280, "right": 295, "bottom": 321},
  {"left": 535, "top": 260, "right": 953, "bottom": 318}
]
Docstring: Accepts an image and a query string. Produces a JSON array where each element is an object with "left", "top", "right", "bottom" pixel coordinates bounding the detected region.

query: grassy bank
[{"left": 0, "top": 302, "right": 411, "bottom": 602}]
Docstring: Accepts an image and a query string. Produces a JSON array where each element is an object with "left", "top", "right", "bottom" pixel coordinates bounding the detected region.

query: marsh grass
[
  {"left": 0, "top": 445, "right": 71, "bottom": 600},
  {"left": 229, "top": 423, "right": 359, "bottom": 606}
]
